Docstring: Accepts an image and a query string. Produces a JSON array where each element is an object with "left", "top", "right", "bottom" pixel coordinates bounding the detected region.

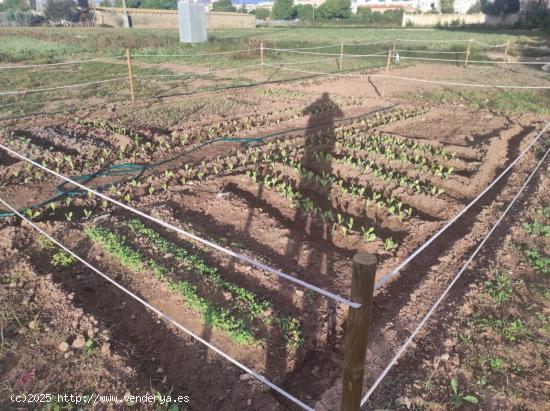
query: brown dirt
[{"left": 0, "top": 63, "right": 548, "bottom": 410}]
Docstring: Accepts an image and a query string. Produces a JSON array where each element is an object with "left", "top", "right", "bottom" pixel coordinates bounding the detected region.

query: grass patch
[
  {"left": 476, "top": 316, "right": 529, "bottom": 343},
  {"left": 404, "top": 89, "right": 550, "bottom": 114}
]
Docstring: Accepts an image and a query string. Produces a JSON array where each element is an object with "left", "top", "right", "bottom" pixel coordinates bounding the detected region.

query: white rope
[
  {"left": 399, "top": 55, "right": 549, "bottom": 65},
  {"left": 133, "top": 63, "right": 263, "bottom": 80},
  {"left": 262, "top": 64, "right": 550, "bottom": 90},
  {"left": 264, "top": 48, "right": 386, "bottom": 58},
  {"left": 132, "top": 48, "right": 260, "bottom": 58},
  {"left": 395, "top": 49, "right": 467, "bottom": 54},
  {"left": 0, "top": 196, "right": 314, "bottom": 411},
  {"left": 0, "top": 55, "right": 124, "bottom": 70},
  {"left": 360, "top": 143, "right": 550, "bottom": 407},
  {"left": 513, "top": 43, "right": 550, "bottom": 51},
  {"left": 396, "top": 38, "right": 472, "bottom": 43},
  {"left": 274, "top": 44, "right": 340, "bottom": 51},
  {"left": 342, "top": 40, "right": 393, "bottom": 46},
  {"left": 472, "top": 40, "right": 508, "bottom": 48},
  {"left": 0, "top": 143, "right": 360, "bottom": 309},
  {"left": 0, "top": 76, "right": 128, "bottom": 96},
  {"left": 373, "top": 122, "right": 550, "bottom": 291}
]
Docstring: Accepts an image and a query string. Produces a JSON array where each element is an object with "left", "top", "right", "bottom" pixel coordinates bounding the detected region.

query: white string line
[
  {"left": 399, "top": 55, "right": 549, "bottom": 65},
  {"left": 373, "top": 122, "right": 549, "bottom": 291},
  {"left": 266, "top": 48, "right": 547, "bottom": 65},
  {"left": 0, "top": 76, "right": 128, "bottom": 96},
  {"left": 0, "top": 196, "right": 314, "bottom": 411},
  {"left": 132, "top": 48, "right": 260, "bottom": 57},
  {"left": 0, "top": 55, "right": 125, "bottom": 70},
  {"left": 262, "top": 64, "right": 550, "bottom": 90},
  {"left": 472, "top": 40, "right": 508, "bottom": 48},
  {"left": 133, "top": 63, "right": 263, "bottom": 80},
  {"left": 274, "top": 58, "right": 339, "bottom": 66},
  {"left": 0, "top": 143, "right": 360, "bottom": 309},
  {"left": 395, "top": 49, "right": 467, "bottom": 54},
  {"left": 342, "top": 40, "right": 392, "bottom": 46},
  {"left": 514, "top": 43, "right": 550, "bottom": 51},
  {"left": 360, "top": 143, "right": 550, "bottom": 407},
  {"left": 264, "top": 48, "right": 384, "bottom": 58},
  {"left": 274, "top": 44, "right": 340, "bottom": 51}
]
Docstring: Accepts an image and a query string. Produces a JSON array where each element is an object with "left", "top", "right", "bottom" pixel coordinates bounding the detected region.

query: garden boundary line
[
  {"left": 360, "top": 143, "right": 550, "bottom": 407},
  {"left": 266, "top": 48, "right": 549, "bottom": 65},
  {"left": 0, "top": 63, "right": 262, "bottom": 96},
  {"left": 0, "top": 143, "right": 360, "bottom": 308},
  {"left": 262, "top": 64, "right": 550, "bottom": 90},
  {"left": 0, "top": 55, "right": 125, "bottom": 70},
  {"left": 0, "top": 196, "right": 315, "bottom": 411},
  {"left": 132, "top": 48, "right": 260, "bottom": 58},
  {"left": 0, "top": 76, "right": 129, "bottom": 96}
]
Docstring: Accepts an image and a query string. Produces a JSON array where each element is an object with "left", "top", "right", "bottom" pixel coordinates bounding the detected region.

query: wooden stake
[
  {"left": 503, "top": 39, "right": 510, "bottom": 66},
  {"left": 125, "top": 48, "right": 135, "bottom": 103},
  {"left": 464, "top": 38, "right": 472, "bottom": 68},
  {"left": 339, "top": 40, "right": 344, "bottom": 72},
  {"left": 341, "top": 252, "right": 377, "bottom": 411},
  {"left": 391, "top": 38, "right": 397, "bottom": 59},
  {"left": 381, "top": 48, "right": 392, "bottom": 97},
  {"left": 260, "top": 42, "right": 264, "bottom": 77}
]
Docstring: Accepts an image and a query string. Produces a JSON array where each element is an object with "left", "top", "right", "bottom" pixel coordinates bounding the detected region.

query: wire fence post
[
  {"left": 260, "top": 42, "right": 264, "bottom": 76},
  {"left": 341, "top": 252, "right": 377, "bottom": 411},
  {"left": 382, "top": 48, "right": 392, "bottom": 97},
  {"left": 339, "top": 40, "right": 344, "bottom": 72},
  {"left": 464, "top": 39, "right": 472, "bottom": 67},
  {"left": 503, "top": 39, "right": 510, "bottom": 66},
  {"left": 391, "top": 38, "right": 396, "bottom": 60},
  {"left": 125, "top": 48, "right": 135, "bottom": 103}
]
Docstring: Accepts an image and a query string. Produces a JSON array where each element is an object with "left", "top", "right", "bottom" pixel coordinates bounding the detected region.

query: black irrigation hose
[{"left": 0, "top": 103, "right": 398, "bottom": 218}]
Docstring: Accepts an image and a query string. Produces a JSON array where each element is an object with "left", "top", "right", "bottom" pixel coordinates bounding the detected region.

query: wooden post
[
  {"left": 341, "top": 252, "right": 377, "bottom": 411},
  {"left": 464, "top": 38, "right": 472, "bottom": 68},
  {"left": 381, "top": 48, "right": 392, "bottom": 98},
  {"left": 503, "top": 39, "right": 510, "bottom": 66},
  {"left": 260, "top": 42, "right": 264, "bottom": 77},
  {"left": 339, "top": 40, "right": 344, "bottom": 72},
  {"left": 391, "top": 38, "right": 397, "bottom": 61},
  {"left": 125, "top": 48, "right": 135, "bottom": 103}
]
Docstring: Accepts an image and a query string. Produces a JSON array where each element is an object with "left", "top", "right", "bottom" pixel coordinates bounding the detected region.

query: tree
[
  {"left": 319, "top": 0, "right": 351, "bottom": 19},
  {"left": 480, "top": 0, "right": 519, "bottom": 14},
  {"left": 44, "top": 0, "right": 79, "bottom": 21},
  {"left": 294, "top": 4, "right": 314, "bottom": 21},
  {"left": 0, "top": 0, "right": 30, "bottom": 12},
  {"left": 271, "top": 0, "right": 294, "bottom": 20},
  {"left": 254, "top": 7, "right": 270, "bottom": 19},
  {"left": 439, "top": 0, "right": 454, "bottom": 13},
  {"left": 211, "top": 0, "right": 236, "bottom": 12}
]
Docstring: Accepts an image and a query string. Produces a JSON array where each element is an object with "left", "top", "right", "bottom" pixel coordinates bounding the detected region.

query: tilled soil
[{"left": 0, "top": 71, "right": 549, "bottom": 410}]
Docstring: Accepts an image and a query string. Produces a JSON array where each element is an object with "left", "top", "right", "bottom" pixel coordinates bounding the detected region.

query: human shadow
[{"left": 273, "top": 93, "right": 345, "bottom": 402}]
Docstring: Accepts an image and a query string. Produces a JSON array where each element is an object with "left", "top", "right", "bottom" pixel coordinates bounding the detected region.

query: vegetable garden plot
[{"left": 0, "top": 91, "right": 544, "bottom": 407}]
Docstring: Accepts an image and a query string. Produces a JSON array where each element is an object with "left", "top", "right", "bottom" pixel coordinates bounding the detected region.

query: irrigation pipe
[
  {"left": 0, "top": 76, "right": 128, "bottom": 96},
  {"left": 0, "top": 196, "right": 314, "bottom": 411},
  {"left": 374, "top": 122, "right": 550, "bottom": 290},
  {"left": 360, "top": 142, "right": 550, "bottom": 407},
  {"left": 0, "top": 55, "right": 125, "bottom": 70},
  {"left": 262, "top": 64, "right": 550, "bottom": 90},
  {"left": 0, "top": 143, "right": 360, "bottom": 309}
]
